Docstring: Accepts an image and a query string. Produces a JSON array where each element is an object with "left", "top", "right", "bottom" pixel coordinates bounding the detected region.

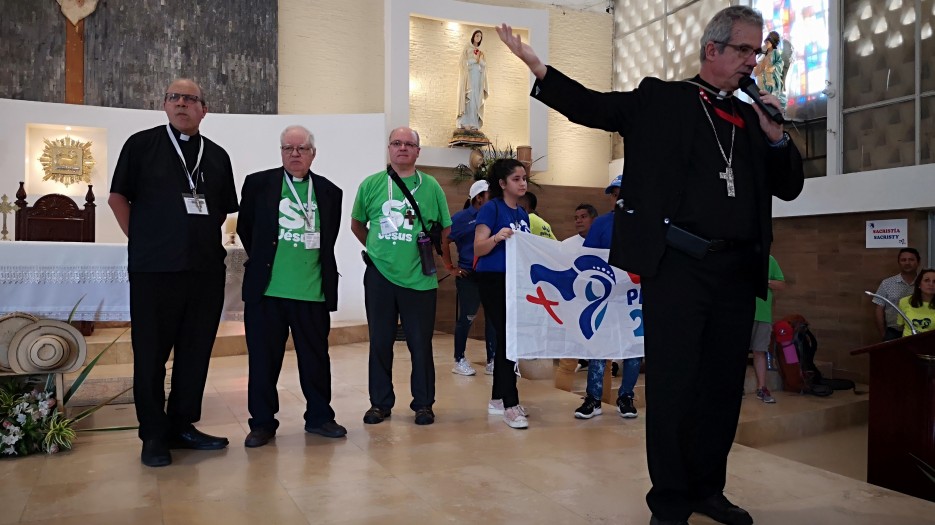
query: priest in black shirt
[
  {"left": 498, "top": 6, "right": 803, "bottom": 525},
  {"left": 109, "top": 78, "right": 239, "bottom": 467}
]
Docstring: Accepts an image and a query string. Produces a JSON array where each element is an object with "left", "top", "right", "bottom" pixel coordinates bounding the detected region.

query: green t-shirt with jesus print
[{"left": 351, "top": 169, "right": 452, "bottom": 291}]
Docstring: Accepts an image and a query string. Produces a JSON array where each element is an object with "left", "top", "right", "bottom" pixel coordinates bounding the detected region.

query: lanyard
[
  {"left": 698, "top": 89, "right": 745, "bottom": 128},
  {"left": 166, "top": 124, "right": 204, "bottom": 194},
  {"left": 283, "top": 170, "right": 315, "bottom": 230},
  {"left": 387, "top": 171, "right": 421, "bottom": 204}
]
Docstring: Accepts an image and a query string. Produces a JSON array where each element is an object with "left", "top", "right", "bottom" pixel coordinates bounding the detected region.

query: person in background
[
  {"left": 442, "top": 180, "right": 497, "bottom": 376},
  {"left": 109, "top": 78, "right": 238, "bottom": 467},
  {"left": 749, "top": 255, "right": 785, "bottom": 404},
  {"left": 350, "top": 127, "right": 452, "bottom": 426},
  {"left": 518, "top": 191, "right": 556, "bottom": 240},
  {"left": 872, "top": 248, "right": 921, "bottom": 341},
  {"left": 237, "top": 125, "right": 346, "bottom": 448},
  {"left": 897, "top": 268, "right": 935, "bottom": 337},
  {"left": 474, "top": 159, "right": 532, "bottom": 429},
  {"left": 562, "top": 203, "right": 598, "bottom": 248},
  {"left": 574, "top": 176, "right": 642, "bottom": 420}
]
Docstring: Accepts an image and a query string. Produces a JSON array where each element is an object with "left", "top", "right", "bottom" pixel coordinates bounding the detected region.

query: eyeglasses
[
  {"left": 389, "top": 140, "right": 420, "bottom": 149},
  {"left": 281, "top": 145, "right": 314, "bottom": 154},
  {"left": 164, "top": 92, "right": 204, "bottom": 104},
  {"left": 713, "top": 41, "right": 763, "bottom": 59}
]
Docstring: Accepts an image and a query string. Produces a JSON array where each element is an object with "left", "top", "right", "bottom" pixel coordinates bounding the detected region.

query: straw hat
[
  {"left": 9, "top": 319, "right": 87, "bottom": 374},
  {"left": 0, "top": 313, "right": 39, "bottom": 372}
]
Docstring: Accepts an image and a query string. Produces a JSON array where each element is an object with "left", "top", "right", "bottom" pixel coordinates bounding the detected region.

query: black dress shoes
[
  {"left": 141, "top": 439, "right": 172, "bottom": 467},
  {"left": 363, "top": 406, "right": 391, "bottom": 424},
  {"left": 244, "top": 428, "right": 276, "bottom": 448},
  {"left": 414, "top": 407, "right": 435, "bottom": 425},
  {"left": 694, "top": 493, "right": 753, "bottom": 525},
  {"left": 168, "top": 426, "right": 230, "bottom": 450},
  {"left": 649, "top": 516, "right": 688, "bottom": 525},
  {"left": 305, "top": 420, "right": 348, "bottom": 438}
]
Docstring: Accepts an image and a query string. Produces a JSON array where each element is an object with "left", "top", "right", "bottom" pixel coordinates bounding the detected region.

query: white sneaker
[
  {"left": 484, "top": 361, "right": 494, "bottom": 375},
  {"left": 487, "top": 399, "right": 504, "bottom": 415},
  {"left": 503, "top": 405, "right": 529, "bottom": 429},
  {"left": 451, "top": 359, "right": 476, "bottom": 376}
]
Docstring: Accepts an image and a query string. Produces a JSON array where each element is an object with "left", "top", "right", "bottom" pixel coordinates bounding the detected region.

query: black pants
[
  {"left": 245, "top": 296, "right": 334, "bottom": 431},
  {"left": 129, "top": 270, "right": 225, "bottom": 441},
  {"left": 641, "top": 247, "right": 758, "bottom": 520},
  {"left": 364, "top": 265, "right": 436, "bottom": 411},
  {"left": 476, "top": 272, "right": 519, "bottom": 408}
]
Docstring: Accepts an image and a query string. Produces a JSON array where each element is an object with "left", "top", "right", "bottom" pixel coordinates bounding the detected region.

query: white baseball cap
[{"left": 469, "top": 180, "right": 489, "bottom": 199}]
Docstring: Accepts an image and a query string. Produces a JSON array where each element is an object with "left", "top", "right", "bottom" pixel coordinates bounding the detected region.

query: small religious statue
[
  {"left": 753, "top": 31, "right": 787, "bottom": 111},
  {"left": 0, "top": 195, "right": 20, "bottom": 241},
  {"left": 450, "top": 29, "right": 492, "bottom": 147}
]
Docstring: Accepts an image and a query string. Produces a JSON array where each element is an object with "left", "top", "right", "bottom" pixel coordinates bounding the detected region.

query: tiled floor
[{"left": 2, "top": 335, "right": 933, "bottom": 524}]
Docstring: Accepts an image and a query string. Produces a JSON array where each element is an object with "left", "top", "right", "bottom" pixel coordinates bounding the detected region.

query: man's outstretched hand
[{"left": 496, "top": 23, "right": 547, "bottom": 80}]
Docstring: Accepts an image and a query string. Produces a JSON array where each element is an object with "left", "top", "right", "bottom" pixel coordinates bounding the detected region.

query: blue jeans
[
  {"left": 454, "top": 276, "right": 496, "bottom": 362},
  {"left": 586, "top": 357, "right": 642, "bottom": 400}
]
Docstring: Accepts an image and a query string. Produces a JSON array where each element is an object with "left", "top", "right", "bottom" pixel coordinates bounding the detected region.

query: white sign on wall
[{"left": 866, "top": 219, "right": 909, "bottom": 248}]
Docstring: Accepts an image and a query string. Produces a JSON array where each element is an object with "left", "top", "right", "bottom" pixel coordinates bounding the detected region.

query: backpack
[{"left": 772, "top": 314, "right": 834, "bottom": 396}]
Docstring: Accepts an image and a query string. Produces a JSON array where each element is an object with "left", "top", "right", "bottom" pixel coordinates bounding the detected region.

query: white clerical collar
[
  {"left": 685, "top": 79, "right": 734, "bottom": 100},
  {"left": 169, "top": 123, "right": 197, "bottom": 141}
]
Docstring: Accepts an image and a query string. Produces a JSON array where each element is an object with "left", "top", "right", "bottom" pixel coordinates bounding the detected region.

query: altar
[{"left": 0, "top": 241, "right": 247, "bottom": 322}]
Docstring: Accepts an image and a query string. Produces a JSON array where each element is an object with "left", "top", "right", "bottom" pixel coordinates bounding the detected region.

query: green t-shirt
[
  {"left": 529, "top": 212, "right": 556, "bottom": 240},
  {"left": 265, "top": 176, "right": 324, "bottom": 301},
  {"left": 351, "top": 169, "right": 452, "bottom": 290},
  {"left": 897, "top": 296, "right": 935, "bottom": 337},
  {"left": 754, "top": 255, "right": 784, "bottom": 322}
]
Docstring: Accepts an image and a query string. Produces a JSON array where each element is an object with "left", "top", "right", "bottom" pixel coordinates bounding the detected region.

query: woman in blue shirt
[{"left": 474, "top": 159, "right": 531, "bottom": 429}]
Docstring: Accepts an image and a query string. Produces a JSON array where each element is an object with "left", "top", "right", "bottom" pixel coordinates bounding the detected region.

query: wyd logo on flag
[
  {"left": 527, "top": 255, "right": 619, "bottom": 340},
  {"left": 506, "top": 232, "right": 644, "bottom": 362}
]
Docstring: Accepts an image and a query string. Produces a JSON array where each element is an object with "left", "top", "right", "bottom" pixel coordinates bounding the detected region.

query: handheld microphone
[{"left": 738, "top": 76, "right": 784, "bottom": 124}]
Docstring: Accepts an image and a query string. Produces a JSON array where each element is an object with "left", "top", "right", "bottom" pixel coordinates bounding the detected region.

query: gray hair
[
  {"left": 698, "top": 6, "right": 764, "bottom": 63},
  {"left": 281, "top": 125, "right": 315, "bottom": 148},
  {"left": 388, "top": 127, "right": 420, "bottom": 146}
]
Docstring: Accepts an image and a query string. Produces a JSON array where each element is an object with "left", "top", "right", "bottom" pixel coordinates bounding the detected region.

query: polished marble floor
[{"left": 2, "top": 335, "right": 933, "bottom": 525}]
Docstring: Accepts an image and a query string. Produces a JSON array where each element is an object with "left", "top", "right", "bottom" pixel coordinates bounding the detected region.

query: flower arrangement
[
  {"left": 454, "top": 143, "right": 543, "bottom": 187},
  {"left": 0, "top": 298, "right": 131, "bottom": 458},
  {"left": 0, "top": 377, "right": 75, "bottom": 456}
]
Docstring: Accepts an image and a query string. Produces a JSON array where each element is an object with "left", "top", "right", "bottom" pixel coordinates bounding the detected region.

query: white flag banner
[{"left": 505, "top": 231, "right": 645, "bottom": 361}]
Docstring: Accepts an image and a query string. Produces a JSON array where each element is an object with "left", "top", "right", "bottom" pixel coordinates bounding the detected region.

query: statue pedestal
[{"left": 449, "top": 128, "right": 490, "bottom": 147}]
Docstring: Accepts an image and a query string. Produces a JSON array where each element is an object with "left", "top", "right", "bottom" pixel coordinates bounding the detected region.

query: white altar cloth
[{"left": 0, "top": 242, "right": 246, "bottom": 322}]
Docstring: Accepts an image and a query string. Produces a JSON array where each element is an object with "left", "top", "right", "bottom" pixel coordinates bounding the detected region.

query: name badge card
[
  {"left": 379, "top": 216, "right": 398, "bottom": 236},
  {"left": 183, "top": 193, "right": 209, "bottom": 215},
  {"left": 304, "top": 231, "right": 321, "bottom": 250}
]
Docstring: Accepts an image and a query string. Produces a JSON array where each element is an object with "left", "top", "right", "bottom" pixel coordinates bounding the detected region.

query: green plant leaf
[
  {"left": 76, "top": 425, "right": 138, "bottom": 433},
  {"left": 66, "top": 295, "right": 87, "bottom": 324},
  {"left": 71, "top": 385, "right": 133, "bottom": 423},
  {"left": 63, "top": 328, "right": 128, "bottom": 406}
]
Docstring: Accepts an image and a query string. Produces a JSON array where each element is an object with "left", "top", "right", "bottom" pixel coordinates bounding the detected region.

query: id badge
[
  {"left": 304, "top": 231, "right": 321, "bottom": 250},
  {"left": 183, "top": 193, "right": 209, "bottom": 215},
  {"left": 379, "top": 216, "right": 398, "bottom": 235}
]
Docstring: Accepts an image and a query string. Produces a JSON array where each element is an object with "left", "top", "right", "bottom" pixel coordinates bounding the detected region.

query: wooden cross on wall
[{"left": 59, "top": 1, "right": 101, "bottom": 105}]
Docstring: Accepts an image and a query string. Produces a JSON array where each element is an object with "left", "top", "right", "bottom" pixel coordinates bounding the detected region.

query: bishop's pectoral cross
[
  {"left": 403, "top": 208, "right": 416, "bottom": 228},
  {"left": 720, "top": 167, "right": 736, "bottom": 198}
]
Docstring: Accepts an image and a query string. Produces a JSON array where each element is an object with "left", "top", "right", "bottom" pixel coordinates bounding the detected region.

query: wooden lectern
[{"left": 850, "top": 330, "right": 935, "bottom": 502}]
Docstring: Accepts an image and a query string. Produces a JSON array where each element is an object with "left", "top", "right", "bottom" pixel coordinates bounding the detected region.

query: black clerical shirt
[
  {"left": 673, "top": 76, "right": 759, "bottom": 242},
  {"left": 111, "top": 124, "right": 238, "bottom": 273}
]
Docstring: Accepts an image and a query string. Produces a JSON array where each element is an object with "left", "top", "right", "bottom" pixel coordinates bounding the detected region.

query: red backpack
[{"left": 771, "top": 314, "right": 833, "bottom": 396}]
